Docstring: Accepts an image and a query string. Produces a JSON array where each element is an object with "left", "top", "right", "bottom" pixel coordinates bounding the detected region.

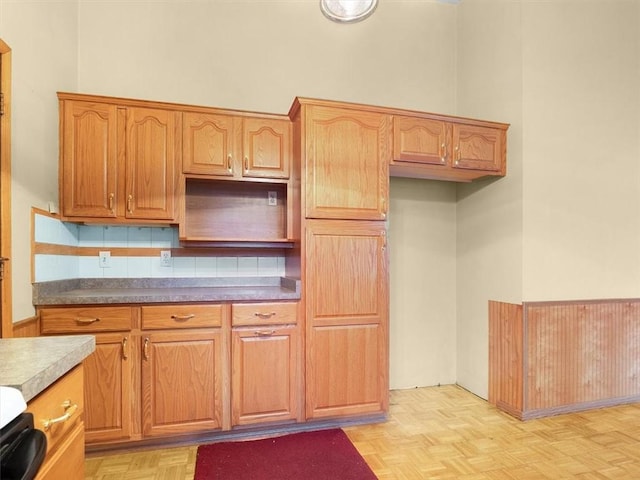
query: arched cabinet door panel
[{"left": 304, "top": 105, "right": 390, "bottom": 220}]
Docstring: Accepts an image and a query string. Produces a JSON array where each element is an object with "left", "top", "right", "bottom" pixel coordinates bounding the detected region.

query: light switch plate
[
  {"left": 268, "top": 191, "right": 277, "bottom": 206},
  {"left": 160, "top": 250, "right": 172, "bottom": 267},
  {"left": 99, "top": 251, "right": 111, "bottom": 268}
]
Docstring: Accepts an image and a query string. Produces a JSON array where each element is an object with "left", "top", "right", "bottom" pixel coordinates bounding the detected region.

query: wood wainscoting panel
[
  {"left": 12, "top": 315, "right": 40, "bottom": 337},
  {"left": 489, "top": 298, "right": 640, "bottom": 420},
  {"left": 525, "top": 300, "right": 640, "bottom": 417},
  {"left": 488, "top": 301, "right": 523, "bottom": 417}
]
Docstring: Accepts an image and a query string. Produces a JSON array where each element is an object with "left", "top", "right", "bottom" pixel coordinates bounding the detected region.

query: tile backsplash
[{"left": 34, "top": 213, "right": 285, "bottom": 282}]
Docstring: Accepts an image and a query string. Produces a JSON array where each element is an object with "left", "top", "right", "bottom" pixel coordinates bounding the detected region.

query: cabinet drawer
[
  {"left": 40, "top": 306, "right": 132, "bottom": 333},
  {"left": 35, "top": 421, "right": 84, "bottom": 480},
  {"left": 232, "top": 302, "right": 297, "bottom": 326},
  {"left": 27, "top": 365, "right": 84, "bottom": 457},
  {"left": 141, "top": 304, "right": 223, "bottom": 329}
]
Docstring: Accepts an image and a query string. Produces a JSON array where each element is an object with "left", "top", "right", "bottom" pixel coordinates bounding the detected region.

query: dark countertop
[
  {"left": 33, "top": 277, "right": 301, "bottom": 305},
  {"left": 0, "top": 335, "right": 96, "bottom": 402}
]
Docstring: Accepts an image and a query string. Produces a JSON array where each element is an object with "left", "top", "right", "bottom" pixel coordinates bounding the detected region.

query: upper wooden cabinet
[
  {"left": 452, "top": 123, "right": 505, "bottom": 172},
  {"left": 292, "top": 100, "right": 391, "bottom": 220},
  {"left": 125, "top": 107, "right": 177, "bottom": 220},
  {"left": 391, "top": 114, "right": 508, "bottom": 182},
  {"left": 60, "top": 99, "right": 118, "bottom": 219},
  {"left": 182, "top": 112, "right": 291, "bottom": 180},
  {"left": 393, "top": 116, "right": 450, "bottom": 166},
  {"left": 59, "top": 94, "right": 177, "bottom": 222}
]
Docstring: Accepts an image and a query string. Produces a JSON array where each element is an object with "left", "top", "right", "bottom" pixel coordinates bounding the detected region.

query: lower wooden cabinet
[
  {"left": 305, "top": 220, "right": 389, "bottom": 420},
  {"left": 37, "top": 300, "right": 304, "bottom": 447},
  {"left": 141, "top": 329, "right": 223, "bottom": 437},
  {"left": 232, "top": 326, "right": 298, "bottom": 426},
  {"left": 27, "top": 365, "right": 85, "bottom": 480},
  {"left": 35, "top": 421, "right": 85, "bottom": 480},
  {"left": 84, "top": 333, "right": 132, "bottom": 444},
  {"left": 307, "top": 323, "right": 386, "bottom": 418},
  {"left": 38, "top": 306, "right": 135, "bottom": 445}
]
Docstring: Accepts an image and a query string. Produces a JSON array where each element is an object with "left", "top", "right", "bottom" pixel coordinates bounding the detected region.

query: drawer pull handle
[
  {"left": 254, "top": 312, "right": 276, "bottom": 320},
  {"left": 76, "top": 317, "right": 100, "bottom": 324},
  {"left": 255, "top": 330, "right": 276, "bottom": 337},
  {"left": 42, "top": 401, "right": 78, "bottom": 431},
  {"left": 122, "top": 337, "right": 128, "bottom": 360},
  {"left": 171, "top": 314, "right": 195, "bottom": 322},
  {"left": 143, "top": 337, "right": 150, "bottom": 360}
]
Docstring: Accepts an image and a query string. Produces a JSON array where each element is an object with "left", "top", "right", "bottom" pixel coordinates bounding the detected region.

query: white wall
[
  {"left": 0, "top": 0, "right": 78, "bottom": 320},
  {"left": 521, "top": 1, "right": 640, "bottom": 301},
  {"left": 389, "top": 177, "right": 457, "bottom": 389},
  {"left": 76, "top": 1, "right": 459, "bottom": 114},
  {"left": 455, "top": 0, "right": 524, "bottom": 398}
]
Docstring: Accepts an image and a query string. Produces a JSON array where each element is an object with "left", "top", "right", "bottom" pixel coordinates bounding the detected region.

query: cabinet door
[
  {"left": 125, "top": 107, "right": 177, "bottom": 220},
  {"left": 232, "top": 326, "right": 298, "bottom": 426},
  {"left": 392, "top": 116, "right": 450, "bottom": 166},
  {"left": 452, "top": 123, "right": 505, "bottom": 173},
  {"left": 308, "top": 323, "right": 385, "bottom": 419},
  {"left": 305, "top": 220, "right": 389, "bottom": 419},
  {"left": 242, "top": 117, "right": 291, "bottom": 179},
  {"left": 84, "top": 333, "right": 133, "bottom": 444},
  {"left": 61, "top": 100, "right": 118, "bottom": 218},
  {"left": 141, "top": 329, "right": 222, "bottom": 437},
  {"left": 305, "top": 105, "right": 390, "bottom": 220},
  {"left": 183, "top": 112, "right": 237, "bottom": 176}
]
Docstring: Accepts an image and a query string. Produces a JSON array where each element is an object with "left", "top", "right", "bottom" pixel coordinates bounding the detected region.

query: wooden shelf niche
[{"left": 182, "top": 179, "right": 290, "bottom": 245}]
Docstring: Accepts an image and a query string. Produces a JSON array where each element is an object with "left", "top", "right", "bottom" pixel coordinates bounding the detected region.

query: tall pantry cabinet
[{"left": 290, "top": 98, "right": 390, "bottom": 420}]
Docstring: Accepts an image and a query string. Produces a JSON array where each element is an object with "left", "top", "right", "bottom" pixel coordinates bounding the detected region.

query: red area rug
[{"left": 194, "top": 428, "right": 377, "bottom": 480}]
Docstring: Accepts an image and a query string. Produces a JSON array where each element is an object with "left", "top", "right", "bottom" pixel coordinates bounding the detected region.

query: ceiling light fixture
[{"left": 320, "top": 0, "right": 378, "bottom": 23}]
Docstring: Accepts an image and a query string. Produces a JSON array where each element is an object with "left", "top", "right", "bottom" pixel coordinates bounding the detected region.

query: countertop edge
[
  {"left": 0, "top": 335, "right": 96, "bottom": 402},
  {"left": 32, "top": 277, "right": 301, "bottom": 305}
]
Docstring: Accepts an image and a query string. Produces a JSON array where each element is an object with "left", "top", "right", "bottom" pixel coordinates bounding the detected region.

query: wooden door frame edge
[{"left": 1, "top": 38, "right": 13, "bottom": 337}]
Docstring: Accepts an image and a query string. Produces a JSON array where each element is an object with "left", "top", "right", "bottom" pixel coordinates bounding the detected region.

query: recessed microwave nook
[{"left": 182, "top": 179, "right": 290, "bottom": 244}]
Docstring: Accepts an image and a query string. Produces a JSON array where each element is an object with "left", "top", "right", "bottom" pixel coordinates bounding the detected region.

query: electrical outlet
[
  {"left": 268, "top": 191, "right": 277, "bottom": 206},
  {"left": 160, "top": 250, "right": 172, "bottom": 267},
  {"left": 99, "top": 251, "right": 111, "bottom": 268}
]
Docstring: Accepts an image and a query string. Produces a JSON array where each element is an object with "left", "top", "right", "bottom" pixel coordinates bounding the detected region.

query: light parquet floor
[{"left": 85, "top": 385, "right": 640, "bottom": 480}]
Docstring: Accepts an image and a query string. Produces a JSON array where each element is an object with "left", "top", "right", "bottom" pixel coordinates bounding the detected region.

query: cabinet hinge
[{"left": 0, "top": 92, "right": 4, "bottom": 116}]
